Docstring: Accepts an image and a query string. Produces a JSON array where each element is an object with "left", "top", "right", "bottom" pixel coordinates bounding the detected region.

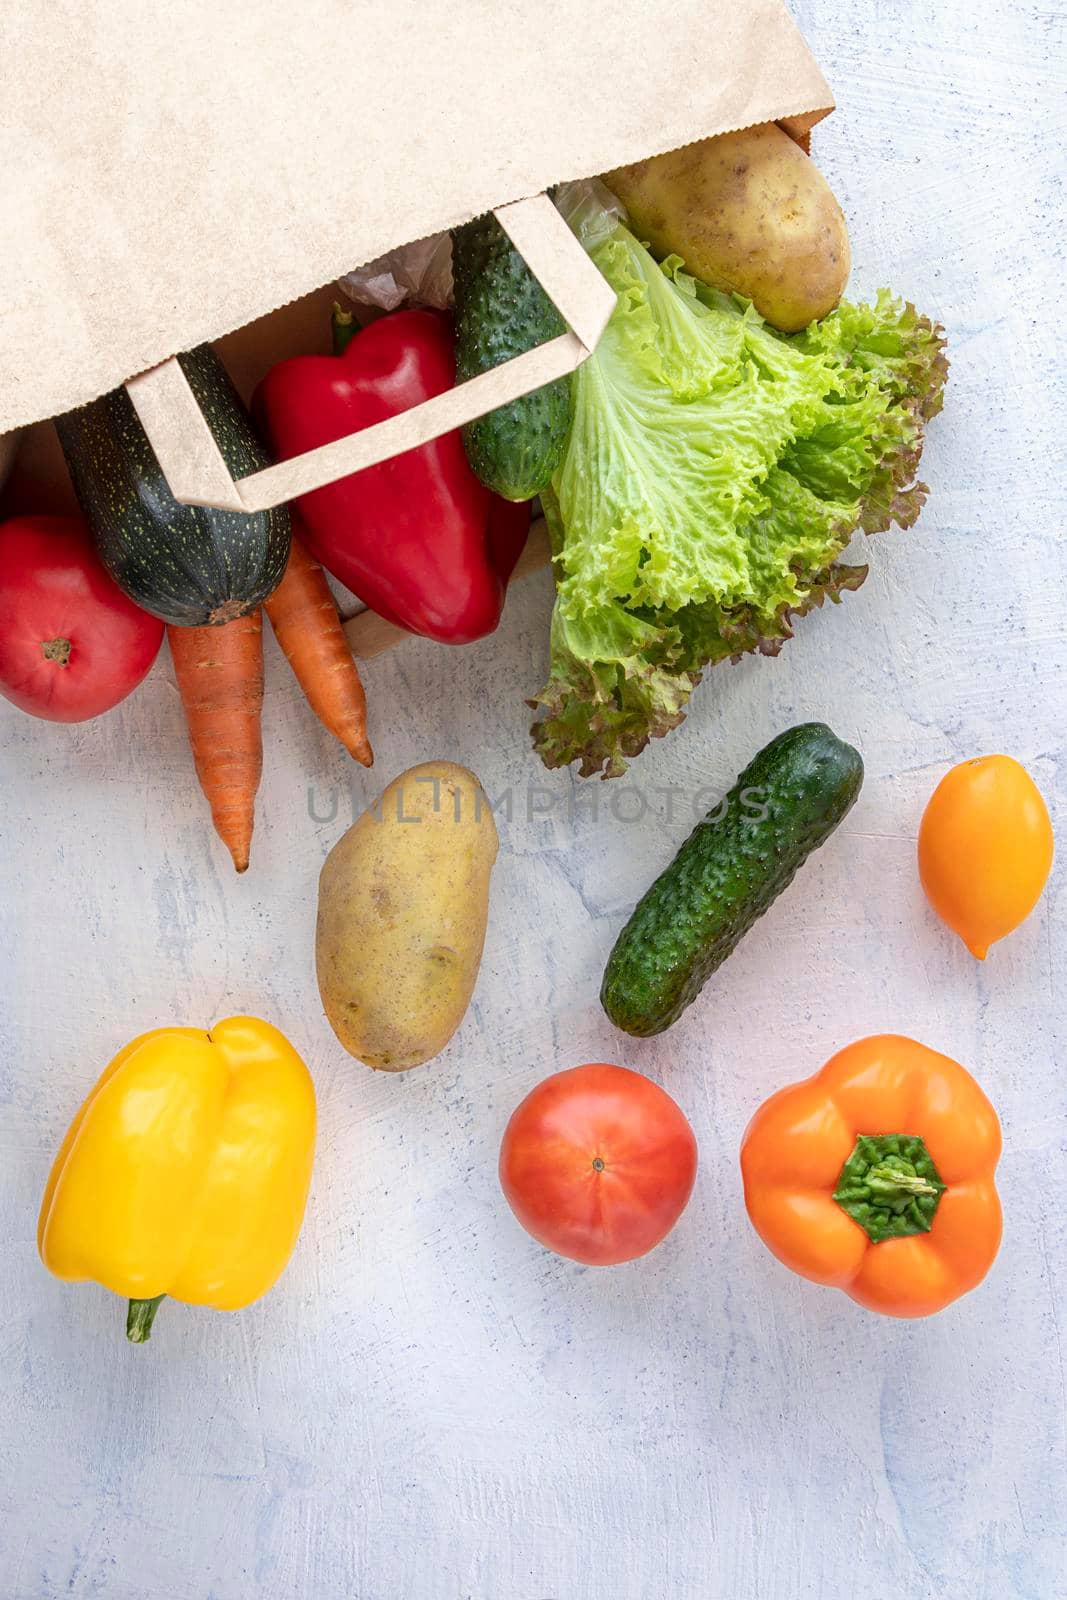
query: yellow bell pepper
[{"left": 38, "top": 1016, "right": 316, "bottom": 1343}]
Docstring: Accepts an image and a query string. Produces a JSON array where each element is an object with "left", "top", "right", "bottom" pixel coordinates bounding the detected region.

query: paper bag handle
[{"left": 124, "top": 193, "right": 615, "bottom": 515}]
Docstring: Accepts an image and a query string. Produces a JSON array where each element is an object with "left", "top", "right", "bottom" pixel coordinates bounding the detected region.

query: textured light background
[{"left": 2, "top": 1, "right": 1066, "bottom": 1595}]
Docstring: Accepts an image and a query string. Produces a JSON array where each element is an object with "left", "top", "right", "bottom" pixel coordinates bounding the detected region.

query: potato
[
  {"left": 316, "top": 761, "right": 498, "bottom": 1070},
  {"left": 605, "top": 123, "right": 850, "bottom": 333}
]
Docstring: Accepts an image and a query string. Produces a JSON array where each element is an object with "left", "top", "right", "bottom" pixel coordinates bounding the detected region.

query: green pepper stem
[
  {"left": 833, "top": 1133, "right": 946, "bottom": 1244},
  {"left": 126, "top": 1295, "right": 165, "bottom": 1344},
  {"left": 865, "top": 1164, "right": 940, "bottom": 1200},
  {"left": 332, "top": 303, "right": 357, "bottom": 357}
]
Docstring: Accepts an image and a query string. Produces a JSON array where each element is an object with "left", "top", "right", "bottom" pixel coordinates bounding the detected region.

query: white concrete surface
[{"left": 2, "top": 2, "right": 1065, "bottom": 1595}]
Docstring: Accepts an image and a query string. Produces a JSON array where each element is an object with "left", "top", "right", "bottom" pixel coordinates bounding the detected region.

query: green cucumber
[
  {"left": 451, "top": 212, "right": 573, "bottom": 501},
  {"left": 56, "top": 345, "right": 290, "bottom": 628},
  {"left": 601, "top": 723, "right": 863, "bottom": 1036}
]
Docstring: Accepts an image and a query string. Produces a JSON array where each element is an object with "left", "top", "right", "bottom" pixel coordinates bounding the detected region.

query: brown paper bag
[{"left": 0, "top": 0, "right": 831, "bottom": 509}]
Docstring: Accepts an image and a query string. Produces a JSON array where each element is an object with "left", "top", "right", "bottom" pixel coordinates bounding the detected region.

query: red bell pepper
[{"left": 254, "top": 309, "right": 529, "bottom": 645}]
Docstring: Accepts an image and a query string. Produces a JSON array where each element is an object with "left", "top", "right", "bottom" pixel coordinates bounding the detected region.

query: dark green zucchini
[
  {"left": 602, "top": 724, "right": 864, "bottom": 1036},
  {"left": 56, "top": 345, "right": 290, "bottom": 627}
]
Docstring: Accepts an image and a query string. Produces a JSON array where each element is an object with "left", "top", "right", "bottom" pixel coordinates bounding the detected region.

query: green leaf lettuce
[{"left": 529, "top": 207, "right": 948, "bottom": 777}]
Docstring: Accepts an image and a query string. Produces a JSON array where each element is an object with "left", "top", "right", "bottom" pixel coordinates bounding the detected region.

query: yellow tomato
[{"left": 918, "top": 755, "right": 1053, "bottom": 958}]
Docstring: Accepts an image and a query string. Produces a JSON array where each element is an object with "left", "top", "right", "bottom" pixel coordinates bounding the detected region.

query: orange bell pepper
[{"left": 740, "top": 1035, "right": 1002, "bottom": 1318}]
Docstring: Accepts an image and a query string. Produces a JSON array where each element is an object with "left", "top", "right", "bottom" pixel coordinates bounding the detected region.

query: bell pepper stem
[
  {"left": 833, "top": 1133, "right": 946, "bottom": 1244},
  {"left": 865, "top": 1164, "right": 940, "bottom": 1200},
  {"left": 332, "top": 303, "right": 357, "bottom": 357},
  {"left": 126, "top": 1295, "right": 165, "bottom": 1344}
]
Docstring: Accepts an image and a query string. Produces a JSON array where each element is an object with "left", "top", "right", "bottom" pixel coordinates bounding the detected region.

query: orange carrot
[
  {"left": 264, "top": 535, "right": 373, "bottom": 766},
  {"left": 168, "top": 611, "right": 264, "bottom": 873}
]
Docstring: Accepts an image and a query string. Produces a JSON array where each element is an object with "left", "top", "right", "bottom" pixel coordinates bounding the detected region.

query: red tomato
[
  {"left": 499, "top": 1063, "right": 698, "bottom": 1265},
  {"left": 0, "top": 515, "right": 163, "bottom": 722}
]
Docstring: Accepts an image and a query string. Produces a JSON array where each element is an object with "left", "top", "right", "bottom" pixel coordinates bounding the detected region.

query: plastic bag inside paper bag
[
  {"left": 337, "top": 181, "right": 626, "bottom": 314},
  {"left": 338, "top": 233, "right": 453, "bottom": 312}
]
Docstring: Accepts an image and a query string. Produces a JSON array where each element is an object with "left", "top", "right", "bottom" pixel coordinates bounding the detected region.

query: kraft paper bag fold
[{"left": 0, "top": 0, "right": 832, "bottom": 443}]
